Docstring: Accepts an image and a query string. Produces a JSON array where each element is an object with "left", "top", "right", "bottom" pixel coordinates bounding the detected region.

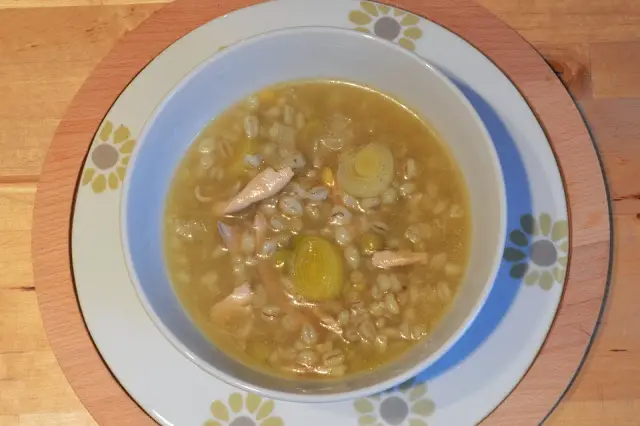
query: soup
[{"left": 164, "top": 80, "right": 470, "bottom": 379}]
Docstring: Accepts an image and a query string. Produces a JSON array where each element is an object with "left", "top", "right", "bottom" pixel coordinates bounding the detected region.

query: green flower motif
[
  {"left": 348, "top": 1, "right": 423, "bottom": 50},
  {"left": 204, "top": 393, "right": 283, "bottom": 426},
  {"left": 504, "top": 213, "right": 569, "bottom": 290},
  {"left": 354, "top": 378, "right": 435, "bottom": 426}
]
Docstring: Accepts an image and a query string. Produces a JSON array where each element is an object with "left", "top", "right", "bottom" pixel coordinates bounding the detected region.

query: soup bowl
[{"left": 123, "top": 27, "right": 506, "bottom": 402}]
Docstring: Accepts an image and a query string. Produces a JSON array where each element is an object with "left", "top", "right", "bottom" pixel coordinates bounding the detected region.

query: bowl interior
[{"left": 123, "top": 27, "right": 505, "bottom": 401}]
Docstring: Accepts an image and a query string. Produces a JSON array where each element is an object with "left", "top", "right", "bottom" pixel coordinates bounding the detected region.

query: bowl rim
[{"left": 121, "top": 25, "right": 506, "bottom": 403}]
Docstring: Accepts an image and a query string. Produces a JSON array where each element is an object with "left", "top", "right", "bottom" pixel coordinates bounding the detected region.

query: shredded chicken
[
  {"left": 372, "top": 250, "right": 428, "bottom": 269},
  {"left": 312, "top": 307, "right": 343, "bottom": 335},
  {"left": 218, "top": 221, "right": 240, "bottom": 252},
  {"left": 330, "top": 180, "right": 343, "bottom": 205},
  {"left": 209, "top": 283, "right": 253, "bottom": 325},
  {"left": 257, "top": 261, "right": 294, "bottom": 311},
  {"left": 253, "top": 211, "right": 267, "bottom": 254},
  {"left": 223, "top": 167, "right": 294, "bottom": 214},
  {"left": 220, "top": 282, "right": 253, "bottom": 305},
  {"left": 255, "top": 260, "right": 309, "bottom": 326}
]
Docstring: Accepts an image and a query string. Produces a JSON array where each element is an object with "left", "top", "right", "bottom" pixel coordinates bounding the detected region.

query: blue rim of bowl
[{"left": 414, "top": 77, "right": 530, "bottom": 381}]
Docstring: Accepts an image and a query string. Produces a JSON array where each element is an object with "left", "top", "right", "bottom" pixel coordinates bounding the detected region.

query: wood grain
[
  {"left": 0, "top": 4, "right": 162, "bottom": 179},
  {"left": 0, "top": 0, "right": 169, "bottom": 8},
  {"left": 591, "top": 43, "right": 640, "bottom": 99},
  {"left": 1, "top": 0, "right": 637, "bottom": 425},
  {"left": 0, "top": 4, "right": 160, "bottom": 426},
  {"left": 0, "top": 185, "right": 34, "bottom": 290},
  {"left": 477, "top": 0, "right": 640, "bottom": 44}
]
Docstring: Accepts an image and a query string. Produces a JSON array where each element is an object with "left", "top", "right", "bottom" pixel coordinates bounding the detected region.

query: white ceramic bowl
[{"left": 122, "top": 27, "right": 506, "bottom": 403}]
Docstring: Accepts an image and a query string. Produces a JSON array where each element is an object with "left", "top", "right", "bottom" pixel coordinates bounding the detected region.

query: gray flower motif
[
  {"left": 348, "top": 1, "right": 423, "bottom": 50},
  {"left": 204, "top": 392, "right": 283, "bottom": 426},
  {"left": 354, "top": 377, "right": 435, "bottom": 425},
  {"left": 503, "top": 213, "right": 569, "bottom": 290},
  {"left": 81, "top": 120, "right": 135, "bottom": 193}
]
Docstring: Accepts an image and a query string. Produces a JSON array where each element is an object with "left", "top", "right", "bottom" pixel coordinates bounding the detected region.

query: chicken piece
[
  {"left": 223, "top": 167, "right": 294, "bottom": 214},
  {"left": 253, "top": 211, "right": 267, "bottom": 254},
  {"left": 311, "top": 307, "right": 342, "bottom": 335},
  {"left": 209, "top": 283, "right": 254, "bottom": 338},
  {"left": 372, "top": 250, "right": 428, "bottom": 269},
  {"left": 218, "top": 221, "right": 240, "bottom": 252},
  {"left": 255, "top": 259, "right": 310, "bottom": 325},
  {"left": 228, "top": 282, "right": 253, "bottom": 302},
  {"left": 210, "top": 282, "right": 253, "bottom": 314}
]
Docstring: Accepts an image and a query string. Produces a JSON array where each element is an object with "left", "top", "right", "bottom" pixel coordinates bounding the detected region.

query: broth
[{"left": 164, "top": 80, "right": 470, "bottom": 379}]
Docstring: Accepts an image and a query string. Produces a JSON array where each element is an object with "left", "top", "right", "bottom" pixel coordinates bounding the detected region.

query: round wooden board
[{"left": 32, "top": 0, "right": 611, "bottom": 425}]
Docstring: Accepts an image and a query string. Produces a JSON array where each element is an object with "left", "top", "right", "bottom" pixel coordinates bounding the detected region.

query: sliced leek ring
[
  {"left": 337, "top": 143, "right": 394, "bottom": 198},
  {"left": 291, "top": 236, "right": 343, "bottom": 301}
]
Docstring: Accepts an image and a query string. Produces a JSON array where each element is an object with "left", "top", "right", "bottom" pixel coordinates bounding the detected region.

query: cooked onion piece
[
  {"left": 291, "top": 236, "right": 344, "bottom": 301},
  {"left": 337, "top": 143, "right": 394, "bottom": 198}
]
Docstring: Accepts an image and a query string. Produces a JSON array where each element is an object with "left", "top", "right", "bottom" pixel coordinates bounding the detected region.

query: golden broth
[{"left": 164, "top": 80, "right": 470, "bottom": 379}]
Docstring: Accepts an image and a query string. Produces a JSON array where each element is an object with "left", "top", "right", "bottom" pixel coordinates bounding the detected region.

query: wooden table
[{"left": 0, "top": 0, "right": 638, "bottom": 425}]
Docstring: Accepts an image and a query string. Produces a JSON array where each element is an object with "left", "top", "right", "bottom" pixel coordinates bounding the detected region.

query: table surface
[{"left": 0, "top": 0, "right": 638, "bottom": 425}]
